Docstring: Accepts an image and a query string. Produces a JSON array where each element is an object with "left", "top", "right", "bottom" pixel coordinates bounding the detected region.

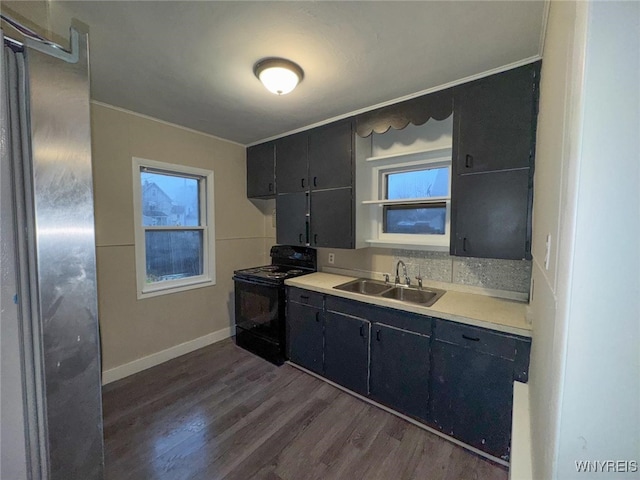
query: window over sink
[
  {"left": 356, "top": 117, "right": 453, "bottom": 249},
  {"left": 132, "top": 157, "right": 216, "bottom": 299}
]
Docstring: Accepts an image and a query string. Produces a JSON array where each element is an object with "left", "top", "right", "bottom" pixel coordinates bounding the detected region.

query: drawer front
[
  {"left": 434, "top": 319, "right": 518, "bottom": 360},
  {"left": 287, "top": 287, "right": 324, "bottom": 308},
  {"left": 326, "top": 295, "right": 432, "bottom": 336}
]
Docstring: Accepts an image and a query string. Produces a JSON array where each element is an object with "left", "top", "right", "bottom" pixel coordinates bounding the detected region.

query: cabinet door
[
  {"left": 309, "top": 187, "right": 353, "bottom": 249},
  {"left": 370, "top": 324, "right": 430, "bottom": 422},
  {"left": 276, "top": 192, "right": 308, "bottom": 246},
  {"left": 287, "top": 302, "right": 323, "bottom": 374},
  {"left": 275, "top": 132, "right": 308, "bottom": 194},
  {"left": 451, "top": 168, "right": 531, "bottom": 259},
  {"left": 246, "top": 142, "right": 275, "bottom": 198},
  {"left": 454, "top": 62, "right": 539, "bottom": 174},
  {"left": 430, "top": 340, "right": 514, "bottom": 460},
  {"left": 308, "top": 120, "right": 353, "bottom": 190},
  {"left": 323, "top": 312, "right": 369, "bottom": 396}
]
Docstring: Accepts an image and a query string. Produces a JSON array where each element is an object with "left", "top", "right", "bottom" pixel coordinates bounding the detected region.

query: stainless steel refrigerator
[{"left": 1, "top": 23, "right": 104, "bottom": 480}]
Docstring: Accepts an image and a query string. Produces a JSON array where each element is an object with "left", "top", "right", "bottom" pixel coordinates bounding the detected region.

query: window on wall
[
  {"left": 377, "top": 160, "right": 451, "bottom": 247},
  {"left": 358, "top": 116, "right": 453, "bottom": 249},
  {"left": 132, "top": 157, "right": 215, "bottom": 298}
]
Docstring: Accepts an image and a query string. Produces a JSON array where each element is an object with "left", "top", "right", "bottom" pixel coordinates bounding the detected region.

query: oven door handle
[{"left": 232, "top": 275, "right": 280, "bottom": 288}]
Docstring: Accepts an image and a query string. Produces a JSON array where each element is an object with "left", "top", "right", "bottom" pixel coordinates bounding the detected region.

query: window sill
[
  {"left": 365, "top": 239, "right": 450, "bottom": 251},
  {"left": 138, "top": 277, "right": 215, "bottom": 300}
]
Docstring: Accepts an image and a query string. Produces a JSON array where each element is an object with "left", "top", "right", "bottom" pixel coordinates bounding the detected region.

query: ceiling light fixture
[{"left": 254, "top": 57, "right": 304, "bottom": 95}]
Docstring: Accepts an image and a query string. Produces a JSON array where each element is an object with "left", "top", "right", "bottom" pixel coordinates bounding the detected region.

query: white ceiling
[{"left": 49, "top": 1, "right": 546, "bottom": 145}]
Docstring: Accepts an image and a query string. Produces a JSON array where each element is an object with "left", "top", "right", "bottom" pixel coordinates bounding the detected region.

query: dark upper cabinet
[
  {"left": 276, "top": 192, "right": 308, "bottom": 246},
  {"left": 450, "top": 62, "right": 539, "bottom": 260},
  {"left": 275, "top": 120, "right": 355, "bottom": 249},
  {"left": 275, "top": 132, "right": 308, "bottom": 194},
  {"left": 323, "top": 311, "right": 369, "bottom": 396},
  {"left": 246, "top": 142, "right": 276, "bottom": 198},
  {"left": 452, "top": 169, "right": 531, "bottom": 259},
  {"left": 370, "top": 323, "right": 431, "bottom": 423},
  {"left": 287, "top": 301, "right": 323, "bottom": 374},
  {"left": 308, "top": 120, "right": 353, "bottom": 190},
  {"left": 309, "top": 188, "right": 353, "bottom": 249},
  {"left": 453, "top": 62, "right": 540, "bottom": 175}
]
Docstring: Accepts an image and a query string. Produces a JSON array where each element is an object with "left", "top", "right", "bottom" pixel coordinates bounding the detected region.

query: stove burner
[
  {"left": 260, "top": 266, "right": 279, "bottom": 272},
  {"left": 287, "top": 269, "right": 304, "bottom": 275},
  {"left": 266, "top": 272, "right": 288, "bottom": 279}
]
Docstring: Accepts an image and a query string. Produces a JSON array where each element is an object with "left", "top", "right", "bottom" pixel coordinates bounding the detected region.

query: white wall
[
  {"left": 530, "top": 1, "right": 640, "bottom": 478},
  {"left": 555, "top": 2, "right": 640, "bottom": 477}
]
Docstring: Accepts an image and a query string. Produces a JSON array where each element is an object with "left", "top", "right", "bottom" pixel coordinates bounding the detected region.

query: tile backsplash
[{"left": 316, "top": 247, "right": 532, "bottom": 296}]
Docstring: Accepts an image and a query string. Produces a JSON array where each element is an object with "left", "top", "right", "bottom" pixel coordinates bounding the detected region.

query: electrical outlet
[{"left": 328, "top": 253, "right": 335, "bottom": 265}]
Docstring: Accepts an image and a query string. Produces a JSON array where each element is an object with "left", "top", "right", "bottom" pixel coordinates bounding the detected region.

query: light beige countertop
[{"left": 285, "top": 272, "right": 532, "bottom": 338}]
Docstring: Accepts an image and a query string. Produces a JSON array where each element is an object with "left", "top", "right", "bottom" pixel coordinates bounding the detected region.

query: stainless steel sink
[
  {"left": 380, "top": 286, "right": 445, "bottom": 306},
  {"left": 333, "top": 278, "right": 445, "bottom": 307},
  {"left": 333, "top": 279, "right": 394, "bottom": 295}
]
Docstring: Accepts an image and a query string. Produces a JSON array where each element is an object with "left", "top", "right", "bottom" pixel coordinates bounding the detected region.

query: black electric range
[{"left": 232, "top": 245, "right": 316, "bottom": 364}]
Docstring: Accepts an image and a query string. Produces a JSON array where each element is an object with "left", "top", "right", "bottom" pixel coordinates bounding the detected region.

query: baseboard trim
[
  {"left": 510, "top": 381, "right": 533, "bottom": 480},
  {"left": 101, "top": 327, "right": 233, "bottom": 385}
]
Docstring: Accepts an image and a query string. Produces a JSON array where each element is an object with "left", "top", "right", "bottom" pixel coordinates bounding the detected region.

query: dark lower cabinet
[
  {"left": 370, "top": 324, "right": 430, "bottom": 423},
  {"left": 323, "top": 312, "right": 369, "bottom": 396},
  {"left": 287, "top": 301, "right": 323, "bottom": 375},
  {"left": 286, "top": 290, "right": 532, "bottom": 461},
  {"left": 276, "top": 192, "right": 308, "bottom": 246},
  {"left": 429, "top": 320, "right": 521, "bottom": 460}
]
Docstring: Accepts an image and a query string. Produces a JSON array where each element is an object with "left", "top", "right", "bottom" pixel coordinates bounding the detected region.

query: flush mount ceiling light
[{"left": 254, "top": 57, "right": 304, "bottom": 95}]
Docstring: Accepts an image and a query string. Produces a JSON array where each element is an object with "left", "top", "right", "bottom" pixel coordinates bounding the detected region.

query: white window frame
[
  {"left": 367, "top": 149, "right": 452, "bottom": 249},
  {"left": 132, "top": 157, "right": 215, "bottom": 299}
]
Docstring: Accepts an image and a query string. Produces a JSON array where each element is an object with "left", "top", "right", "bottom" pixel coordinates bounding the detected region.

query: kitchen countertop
[{"left": 285, "top": 272, "right": 531, "bottom": 338}]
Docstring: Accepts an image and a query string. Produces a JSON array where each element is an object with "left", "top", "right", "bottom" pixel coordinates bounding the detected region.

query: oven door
[{"left": 233, "top": 276, "right": 285, "bottom": 356}]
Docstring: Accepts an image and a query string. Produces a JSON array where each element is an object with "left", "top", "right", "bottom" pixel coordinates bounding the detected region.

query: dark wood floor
[{"left": 102, "top": 338, "right": 508, "bottom": 480}]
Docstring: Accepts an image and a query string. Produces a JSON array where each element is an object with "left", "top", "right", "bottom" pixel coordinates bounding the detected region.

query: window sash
[
  {"left": 384, "top": 166, "right": 450, "bottom": 201},
  {"left": 132, "top": 157, "right": 215, "bottom": 299},
  {"left": 382, "top": 202, "right": 448, "bottom": 235}
]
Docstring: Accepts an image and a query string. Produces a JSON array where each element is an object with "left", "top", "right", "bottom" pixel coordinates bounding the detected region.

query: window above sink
[{"left": 355, "top": 117, "right": 453, "bottom": 250}]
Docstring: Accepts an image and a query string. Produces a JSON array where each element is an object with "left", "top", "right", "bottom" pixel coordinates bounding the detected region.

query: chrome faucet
[{"left": 395, "top": 260, "right": 410, "bottom": 286}]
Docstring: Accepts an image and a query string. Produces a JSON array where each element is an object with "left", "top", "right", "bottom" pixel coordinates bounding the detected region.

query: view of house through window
[
  {"left": 133, "top": 158, "right": 215, "bottom": 298},
  {"left": 141, "top": 171, "right": 202, "bottom": 283}
]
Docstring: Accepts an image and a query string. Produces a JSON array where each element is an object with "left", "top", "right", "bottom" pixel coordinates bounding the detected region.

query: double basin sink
[{"left": 333, "top": 278, "right": 445, "bottom": 307}]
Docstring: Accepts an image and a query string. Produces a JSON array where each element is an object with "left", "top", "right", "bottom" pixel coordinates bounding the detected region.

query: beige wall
[{"left": 91, "top": 103, "right": 269, "bottom": 371}]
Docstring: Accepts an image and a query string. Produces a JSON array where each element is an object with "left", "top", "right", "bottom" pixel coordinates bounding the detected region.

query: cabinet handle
[
  {"left": 359, "top": 325, "right": 364, "bottom": 337},
  {"left": 462, "top": 334, "right": 480, "bottom": 342},
  {"left": 268, "top": 182, "right": 273, "bottom": 192},
  {"left": 463, "top": 237, "right": 468, "bottom": 252},
  {"left": 376, "top": 330, "right": 381, "bottom": 341},
  {"left": 315, "top": 311, "right": 320, "bottom": 323},
  {"left": 314, "top": 234, "right": 318, "bottom": 245},
  {"left": 298, "top": 233, "right": 303, "bottom": 244},
  {"left": 465, "top": 154, "right": 474, "bottom": 168},
  {"left": 299, "top": 295, "right": 309, "bottom": 300},
  {"left": 313, "top": 176, "right": 317, "bottom": 187},
  {"left": 301, "top": 178, "right": 305, "bottom": 188}
]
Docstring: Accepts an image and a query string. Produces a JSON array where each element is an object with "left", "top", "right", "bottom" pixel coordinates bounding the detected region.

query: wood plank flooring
[{"left": 102, "top": 338, "right": 508, "bottom": 480}]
